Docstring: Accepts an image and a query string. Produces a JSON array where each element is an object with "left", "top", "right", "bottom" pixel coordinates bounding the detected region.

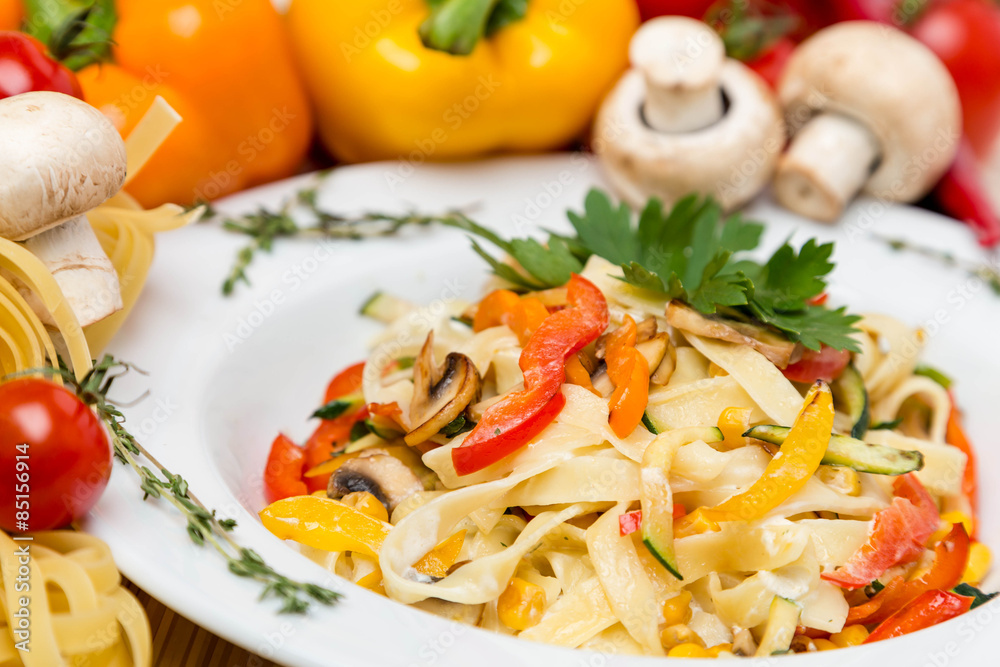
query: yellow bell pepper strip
[
  {"left": 702, "top": 382, "right": 834, "bottom": 524},
  {"left": 412, "top": 529, "right": 467, "bottom": 578},
  {"left": 30, "top": 0, "right": 314, "bottom": 207},
  {"left": 452, "top": 274, "right": 609, "bottom": 475},
  {"left": 604, "top": 316, "right": 650, "bottom": 438},
  {"left": 823, "top": 474, "right": 941, "bottom": 590},
  {"left": 285, "top": 0, "right": 638, "bottom": 163},
  {"left": 261, "top": 495, "right": 392, "bottom": 558}
]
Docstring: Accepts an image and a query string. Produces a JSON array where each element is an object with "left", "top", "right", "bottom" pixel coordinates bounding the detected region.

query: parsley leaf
[{"left": 450, "top": 188, "right": 861, "bottom": 352}]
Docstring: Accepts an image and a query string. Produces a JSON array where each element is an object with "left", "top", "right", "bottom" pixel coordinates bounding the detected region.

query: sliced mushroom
[
  {"left": 328, "top": 449, "right": 424, "bottom": 513},
  {"left": 411, "top": 598, "right": 485, "bottom": 626},
  {"left": 638, "top": 332, "right": 678, "bottom": 386},
  {"left": 590, "top": 362, "right": 615, "bottom": 398},
  {"left": 666, "top": 301, "right": 800, "bottom": 368},
  {"left": 405, "top": 331, "right": 481, "bottom": 446}
]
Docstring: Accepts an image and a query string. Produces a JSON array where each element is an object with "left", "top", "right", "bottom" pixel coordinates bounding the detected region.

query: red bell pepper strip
[
  {"left": 323, "top": 361, "right": 366, "bottom": 402},
  {"left": 863, "top": 590, "right": 973, "bottom": 644},
  {"left": 934, "top": 139, "right": 1000, "bottom": 248},
  {"left": 848, "top": 523, "right": 971, "bottom": 625},
  {"left": 263, "top": 433, "right": 308, "bottom": 503},
  {"left": 822, "top": 474, "right": 939, "bottom": 589},
  {"left": 618, "top": 504, "right": 686, "bottom": 537},
  {"left": 304, "top": 361, "right": 368, "bottom": 491},
  {"left": 452, "top": 275, "right": 609, "bottom": 476},
  {"left": 605, "top": 315, "right": 650, "bottom": 438},
  {"left": 946, "top": 396, "right": 978, "bottom": 530}
]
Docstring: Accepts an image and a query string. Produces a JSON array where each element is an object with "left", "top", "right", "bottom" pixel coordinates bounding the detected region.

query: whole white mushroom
[
  {"left": 775, "top": 21, "right": 962, "bottom": 222},
  {"left": 0, "top": 91, "right": 126, "bottom": 327},
  {"left": 594, "top": 17, "right": 785, "bottom": 211}
]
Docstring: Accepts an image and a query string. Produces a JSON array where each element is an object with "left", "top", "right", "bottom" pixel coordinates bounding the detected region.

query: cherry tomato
[
  {"left": 744, "top": 36, "right": 795, "bottom": 88},
  {"left": 781, "top": 345, "right": 851, "bottom": 383},
  {"left": 0, "top": 378, "right": 112, "bottom": 532},
  {"left": 0, "top": 31, "right": 83, "bottom": 100},
  {"left": 913, "top": 0, "right": 1000, "bottom": 160}
]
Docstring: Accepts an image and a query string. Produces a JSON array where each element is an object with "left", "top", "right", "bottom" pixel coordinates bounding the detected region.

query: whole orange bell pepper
[
  {"left": 25, "top": 0, "right": 313, "bottom": 207},
  {"left": 0, "top": 1, "right": 20, "bottom": 30}
]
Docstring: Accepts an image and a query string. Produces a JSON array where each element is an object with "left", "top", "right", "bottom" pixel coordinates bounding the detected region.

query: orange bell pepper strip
[
  {"left": 565, "top": 354, "right": 598, "bottom": 395},
  {"left": 263, "top": 434, "right": 308, "bottom": 503},
  {"left": 847, "top": 523, "right": 970, "bottom": 625},
  {"left": 946, "top": 397, "right": 978, "bottom": 531},
  {"left": 823, "top": 474, "right": 941, "bottom": 590},
  {"left": 452, "top": 275, "right": 609, "bottom": 476},
  {"left": 863, "top": 590, "right": 973, "bottom": 644},
  {"left": 604, "top": 316, "right": 650, "bottom": 438},
  {"left": 324, "top": 362, "right": 366, "bottom": 403},
  {"left": 303, "top": 361, "right": 368, "bottom": 491}
]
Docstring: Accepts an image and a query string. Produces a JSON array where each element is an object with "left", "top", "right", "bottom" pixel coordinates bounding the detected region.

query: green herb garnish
[
  {"left": 312, "top": 396, "right": 363, "bottom": 420},
  {"left": 452, "top": 189, "right": 861, "bottom": 351},
  {"left": 24, "top": 356, "right": 340, "bottom": 614},
  {"left": 953, "top": 583, "right": 998, "bottom": 609}
]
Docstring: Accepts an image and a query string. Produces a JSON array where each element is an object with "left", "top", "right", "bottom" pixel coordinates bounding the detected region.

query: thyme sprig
[
  {"left": 42, "top": 356, "right": 341, "bottom": 614},
  {"left": 876, "top": 235, "right": 1000, "bottom": 295},
  {"left": 216, "top": 183, "right": 472, "bottom": 295}
]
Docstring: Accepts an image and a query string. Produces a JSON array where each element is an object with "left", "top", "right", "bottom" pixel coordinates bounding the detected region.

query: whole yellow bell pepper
[{"left": 286, "top": 0, "right": 638, "bottom": 163}]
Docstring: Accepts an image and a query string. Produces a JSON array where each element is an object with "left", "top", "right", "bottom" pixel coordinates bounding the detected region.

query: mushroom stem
[
  {"left": 631, "top": 17, "right": 726, "bottom": 134},
  {"left": 775, "top": 113, "right": 881, "bottom": 223},
  {"left": 22, "top": 215, "right": 123, "bottom": 327}
]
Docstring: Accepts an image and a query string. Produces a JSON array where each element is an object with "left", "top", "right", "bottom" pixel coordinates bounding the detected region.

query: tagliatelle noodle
[{"left": 0, "top": 531, "right": 151, "bottom": 666}]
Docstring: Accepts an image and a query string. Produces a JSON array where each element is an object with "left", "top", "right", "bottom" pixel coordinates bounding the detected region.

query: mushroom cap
[
  {"left": 0, "top": 91, "right": 127, "bottom": 241},
  {"left": 595, "top": 60, "right": 785, "bottom": 210},
  {"left": 778, "top": 21, "right": 961, "bottom": 203},
  {"left": 629, "top": 16, "right": 724, "bottom": 95}
]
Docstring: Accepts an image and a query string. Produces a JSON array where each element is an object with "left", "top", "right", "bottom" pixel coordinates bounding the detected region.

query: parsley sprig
[
  {"left": 41, "top": 356, "right": 341, "bottom": 614},
  {"left": 451, "top": 189, "right": 862, "bottom": 351}
]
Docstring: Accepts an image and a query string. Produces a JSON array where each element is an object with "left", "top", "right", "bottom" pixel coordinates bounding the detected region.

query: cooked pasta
[{"left": 259, "top": 250, "right": 988, "bottom": 657}]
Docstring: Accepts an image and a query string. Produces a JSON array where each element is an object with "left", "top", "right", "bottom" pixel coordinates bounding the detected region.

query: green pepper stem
[{"left": 420, "top": 0, "right": 504, "bottom": 56}]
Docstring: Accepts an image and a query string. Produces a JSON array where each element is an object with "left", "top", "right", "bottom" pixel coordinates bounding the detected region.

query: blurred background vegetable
[
  {"left": 287, "top": 0, "right": 638, "bottom": 163},
  {"left": 0, "top": 31, "right": 82, "bottom": 99},
  {"left": 23, "top": 0, "right": 314, "bottom": 208},
  {"left": 0, "top": 0, "right": 20, "bottom": 29}
]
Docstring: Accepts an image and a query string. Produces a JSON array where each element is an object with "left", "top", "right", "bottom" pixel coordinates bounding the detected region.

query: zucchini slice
[
  {"left": 754, "top": 597, "right": 801, "bottom": 657},
  {"left": 832, "top": 363, "right": 870, "bottom": 439},
  {"left": 360, "top": 291, "right": 416, "bottom": 324},
  {"left": 640, "top": 426, "right": 723, "bottom": 580},
  {"left": 745, "top": 425, "right": 923, "bottom": 475}
]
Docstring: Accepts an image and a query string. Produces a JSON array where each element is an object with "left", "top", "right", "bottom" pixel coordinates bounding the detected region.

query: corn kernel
[
  {"left": 718, "top": 407, "right": 752, "bottom": 449},
  {"left": 662, "top": 591, "right": 693, "bottom": 627},
  {"left": 829, "top": 625, "right": 869, "bottom": 648},
  {"left": 339, "top": 491, "right": 389, "bottom": 522},
  {"left": 962, "top": 542, "right": 992, "bottom": 585},
  {"left": 497, "top": 577, "right": 546, "bottom": 631},
  {"left": 706, "top": 643, "right": 733, "bottom": 657},
  {"left": 931, "top": 512, "right": 975, "bottom": 543},
  {"left": 661, "top": 624, "right": 701, "bottom": 648},
  {"left": 668, "top": 643, "right": 710, "bottom": 658},
  {"left": 812, "top": 638, "right": 838, "bottom": 651},
  {"left": 816, "top": 465, "right": 861, "bottom": 496}
]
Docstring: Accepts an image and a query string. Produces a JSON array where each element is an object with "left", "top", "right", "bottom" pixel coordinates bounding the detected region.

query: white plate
[{"left": 85, "top": 155, "right": 1000, "bottom": 666}]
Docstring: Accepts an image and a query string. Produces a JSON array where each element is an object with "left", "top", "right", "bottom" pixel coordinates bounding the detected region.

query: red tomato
[
  {"left": 744, "top": 36, "right": 795, "bottom": 88},
  {"left": 0, "top": 379, "right": 112, "bottom": 532},
  {"left": 0, "top": 31, "right": 83, "bottom": 100},
  {"left": 781, "top": 345, "right": 851, "bottom": 383},
  {"left": 635, "top": 0, "right": 718, "bottom": 21},
  {"left": 913, "top": 0, "right": 1000, "bottom": 159}
]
